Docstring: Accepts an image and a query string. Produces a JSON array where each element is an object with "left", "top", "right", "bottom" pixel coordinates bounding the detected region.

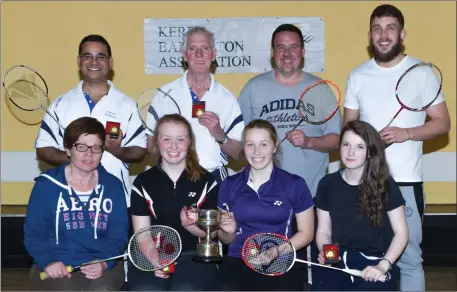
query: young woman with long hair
[
  {"left": 314, "top": 120, "right": 408, "bottom": 291},
  {"left": 218, "top": 119, "right": 315, "bottom": 291},
  {"left": 127, "top": 114, "right": 235, "bottom": 291}
]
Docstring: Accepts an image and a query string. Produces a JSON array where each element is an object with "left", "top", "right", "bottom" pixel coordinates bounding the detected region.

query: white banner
[{"left": 144, "top": 17, "right": 325, "bottom": 74}]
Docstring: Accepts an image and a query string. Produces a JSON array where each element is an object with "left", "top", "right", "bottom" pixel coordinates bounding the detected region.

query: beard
[{"left": 370, "top": 36, "right": 403, "bottom": 63}]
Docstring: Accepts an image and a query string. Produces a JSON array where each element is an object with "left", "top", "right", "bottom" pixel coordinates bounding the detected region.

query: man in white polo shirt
[
  {"left": 35, "top": 34, "right": 147, "bottom": 207},
  {"left": 146, "top": 26, "right": 244, "bottom": 183},
  {"left": 343, "top": 5, "right": 450, "bottom": 291}
]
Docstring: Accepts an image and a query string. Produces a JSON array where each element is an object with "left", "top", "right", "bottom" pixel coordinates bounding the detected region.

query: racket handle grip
[
  {"left": 347, "top": 268, "right": 387, "bottom": 282},
  {"left": 346, "top": 268, "right": 363, "bottom": 277},
  {"left": 40, "top": 266, "right": 73, "bottom": 280}
]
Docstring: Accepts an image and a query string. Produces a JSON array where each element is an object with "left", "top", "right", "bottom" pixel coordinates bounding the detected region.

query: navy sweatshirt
[{"left": 24, "top": 163, "right": 128, "bottom": 270}]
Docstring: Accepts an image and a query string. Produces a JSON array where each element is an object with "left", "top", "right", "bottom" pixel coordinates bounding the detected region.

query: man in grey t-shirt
[{"left": 238, "top": 24, "right": 341, "bottom": 197}]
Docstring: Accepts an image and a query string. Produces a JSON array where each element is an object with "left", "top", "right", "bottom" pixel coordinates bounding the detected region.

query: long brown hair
[
  {"left": 153, "top": 114, "right": 204, "bottom": 182},
  {"left": 341, "top": 120, "right": 391, "bottom": 226}
]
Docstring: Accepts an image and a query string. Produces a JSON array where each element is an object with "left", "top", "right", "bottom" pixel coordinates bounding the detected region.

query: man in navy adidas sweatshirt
[{"left": 24, "top": 117, "right": 128, "bottom": 291}]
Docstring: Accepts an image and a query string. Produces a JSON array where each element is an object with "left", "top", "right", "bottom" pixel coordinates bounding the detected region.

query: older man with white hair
[{"left": 146, "top": 26, "right": 244, "bottom": 183}]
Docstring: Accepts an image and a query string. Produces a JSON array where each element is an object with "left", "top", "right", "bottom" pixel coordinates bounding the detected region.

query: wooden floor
[{"left": 1, "top": 266, "right": 456, "bottom": 291}]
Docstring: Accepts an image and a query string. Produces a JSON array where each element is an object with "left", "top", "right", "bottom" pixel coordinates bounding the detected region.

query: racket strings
[
  {"left": 136, "top": 88, "right": 181, "bottom": 134},
  {"left": 3, "top": 67, "right": 47, "bottom": 110},
  {"left": 129, "top": 226, "right": 181, "bottom": 271},
  {"left": 136, "top": 89, "right": 157, "bottom": 127},
  {"left": 397, "top": 64, "right": 442, "bottom": 110},
  {"left": 299, "top": 82, "right": 340, "bottom": 124},
  {"left": 242, "top": 234, "right": 295, "bottom": 275}
]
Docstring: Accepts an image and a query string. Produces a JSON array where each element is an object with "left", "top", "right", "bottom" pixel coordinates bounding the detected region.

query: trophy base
[{"left": 192, "top": 255, "right": 222, "bottom": 264}]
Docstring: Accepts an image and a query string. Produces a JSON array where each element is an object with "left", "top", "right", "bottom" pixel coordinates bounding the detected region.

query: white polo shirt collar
[{"left": 178, "top": 70, "right": 217, "bottom": 94}]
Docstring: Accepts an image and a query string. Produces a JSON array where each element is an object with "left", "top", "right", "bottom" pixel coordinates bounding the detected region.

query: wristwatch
[{"left": 217, "top": 135, "right": 228, "bottom": 145}]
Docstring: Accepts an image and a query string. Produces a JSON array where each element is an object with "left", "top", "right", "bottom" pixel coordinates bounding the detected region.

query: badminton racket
[
  {"left": 279, "top": 80, "right": 341, "bottom": 144},
  {"left": 40, "top": 225, "right": 181, "bottom": 280},
  {"left": 382, "top": 62, "right": 443, "bottom": 148},
  {"left": 136, "top": 87, "right": 181, "bottom": 134},
  {"left": 242, "top": 233, "right": 386, "bottom": 282},
  {"left": 2, "top": 65, "right": 65, "bottom": 130}
]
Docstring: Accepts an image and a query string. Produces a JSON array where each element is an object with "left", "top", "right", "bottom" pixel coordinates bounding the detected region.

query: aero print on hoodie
[{"left": 24, "top": 163, "right": 129, "bottom": 271}]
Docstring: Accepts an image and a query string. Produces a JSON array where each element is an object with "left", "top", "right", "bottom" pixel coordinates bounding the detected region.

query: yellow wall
[{"left": 1, "top": 1, "right": 455, "bottom": 205}]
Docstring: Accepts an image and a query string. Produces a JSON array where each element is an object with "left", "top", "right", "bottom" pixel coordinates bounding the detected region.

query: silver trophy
[
  {"left": 192, "top": 209, "right": 223, "bottom": 263},
  {"left": 186, "top": 182, "right": 230, "bottom": 263}
]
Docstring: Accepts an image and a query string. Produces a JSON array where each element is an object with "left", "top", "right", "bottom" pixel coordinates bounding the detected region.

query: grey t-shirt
[{"left": 238, "top": 70, "right": 342, "bottom": 197}]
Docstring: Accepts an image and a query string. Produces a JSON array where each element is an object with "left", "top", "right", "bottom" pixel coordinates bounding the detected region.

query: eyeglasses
[
  {"left": 73, "top": 143, "right": 104, "bottom": 154},
  {"left": 79, "top": 53, "right": 110, "bottom": 62}
]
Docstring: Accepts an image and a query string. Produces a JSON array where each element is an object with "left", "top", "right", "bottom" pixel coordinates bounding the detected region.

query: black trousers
[
  {"left": 126, "top": 253, "right": 219, "bottom": 291},
  {"left": 219, "top": 256, "right": 304, "bottom": 291}
]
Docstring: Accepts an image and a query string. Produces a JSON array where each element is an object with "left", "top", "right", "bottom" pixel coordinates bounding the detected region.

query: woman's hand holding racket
[
  {"left": 43, "top": 262, "right": 71, "bottom": 279},
  {"left": 242, "top": 233, "right": 386, "bottom": 282},
  {"left": 361, "top": 264, "right": 390, "bottom": 283},
  {"left": 39, "top": 225, "right": 182, "bottom": 280},
  {"left": 80, "top": 262, "right": 106, "bottom": 280}
]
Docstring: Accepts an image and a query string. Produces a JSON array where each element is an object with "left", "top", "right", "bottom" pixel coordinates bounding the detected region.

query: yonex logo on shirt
[
  {"left": 273, "top": 200, "right": 283, "bottom": 206},
  {"left": 188, "top": 192, "right": 196, "bottom": 197}
]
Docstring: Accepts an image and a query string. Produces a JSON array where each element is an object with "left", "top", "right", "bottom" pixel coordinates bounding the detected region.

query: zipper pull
[{"left": 174, "top": 182, "right": 176, "bottom": 189}]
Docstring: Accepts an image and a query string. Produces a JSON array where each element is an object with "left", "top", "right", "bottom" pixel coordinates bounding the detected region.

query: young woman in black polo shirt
[
  {"left": 314, "top": 121, "right": 408, "bottom": 291},
  {"left": 127, "top": 114, "right": 236, "bottom": 291}
]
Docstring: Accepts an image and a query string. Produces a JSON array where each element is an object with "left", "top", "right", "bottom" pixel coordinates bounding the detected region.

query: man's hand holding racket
[
  {"left": 380, "top": 127, "right": 411, "bottom": 144},
  {"left": 380, "top": 62, "right": 443, "bottom": 148},
  {"left": 279, "top": 80, "right": 341, "bottom": 145},
  {"left": 284, "top": 130, "right": 312, "bottom": 148}
]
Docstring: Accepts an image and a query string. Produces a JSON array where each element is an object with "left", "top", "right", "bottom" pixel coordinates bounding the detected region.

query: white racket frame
[
  {"left": 243, "top": 233, "right": 386, "bottom": 282},
  {"left": 2, "top": 64, "right": 65, "bottom": 130},
  {"left": 135, "top": 87, "right": 181, "bottom": 134},
  {"left": 39, "top": 225, "right": 182, "bottom": 280}
]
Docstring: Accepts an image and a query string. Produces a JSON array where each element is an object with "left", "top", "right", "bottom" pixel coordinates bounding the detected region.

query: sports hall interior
[{"left": 1, "top": 1, "right": 455, "bottom": 290}]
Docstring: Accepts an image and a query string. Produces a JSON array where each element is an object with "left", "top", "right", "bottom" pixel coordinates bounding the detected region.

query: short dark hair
[
  {"left": 370, "top": 4, "right": 405, "bottom": 29},
  {"left": 78, "top": 34, "right": 112, "bottom": 57},
  {"left": 63, "top": 117, "right": 106, "bottom": 150},
  {"left": 271, "top": 24, "right": 304, "bottom": 49}
]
